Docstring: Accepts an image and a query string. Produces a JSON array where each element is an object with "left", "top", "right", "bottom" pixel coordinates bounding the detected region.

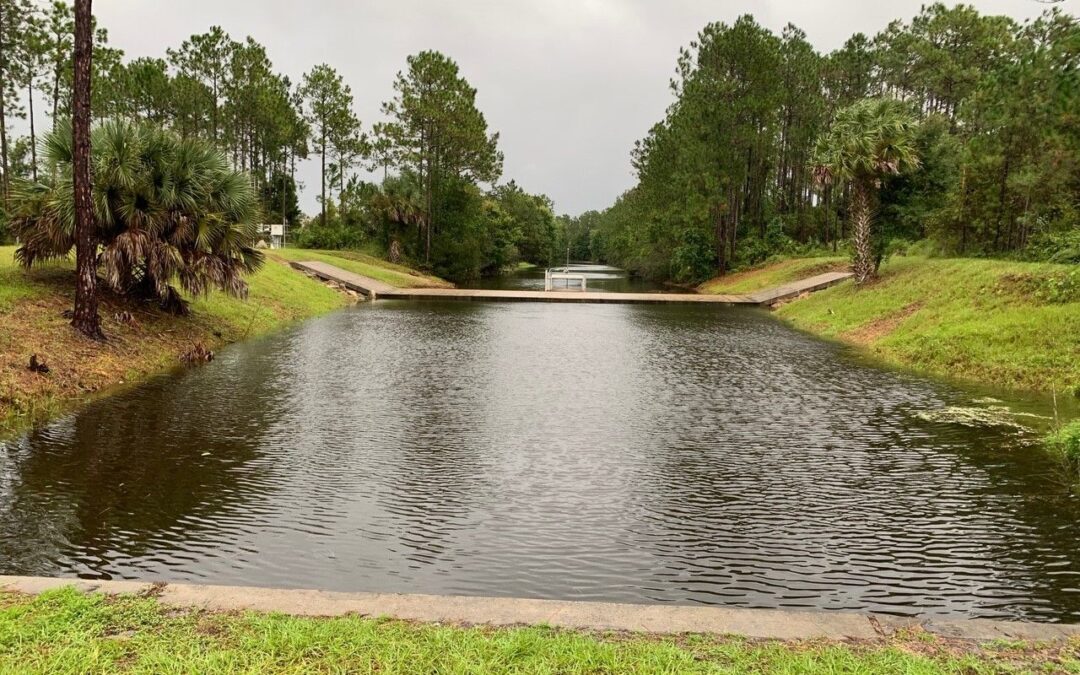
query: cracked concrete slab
[{"left": 3, "top": 576, "right": 1078, "bottom": 642}]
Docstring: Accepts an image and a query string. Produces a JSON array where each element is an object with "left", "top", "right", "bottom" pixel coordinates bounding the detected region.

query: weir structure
[{"left": 290, "top": 260, "right": 853, "bottom": 307}]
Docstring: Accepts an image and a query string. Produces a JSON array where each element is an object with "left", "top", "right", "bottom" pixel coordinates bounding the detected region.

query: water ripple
[{"left": 1, "top": 302, "right": 1078, "bottom": 621}]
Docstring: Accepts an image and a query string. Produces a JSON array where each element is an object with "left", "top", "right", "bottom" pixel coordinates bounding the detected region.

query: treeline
[
  {"left": 0, "top": 1, "right": 564, "bottom": 281},
  {"left": 587, "top": 4, "right": 1080, "bottom": 283},
  {"left": 299, "top": 51, "right": 566, "bottom": 281},
  {"left": 0, "top": 3, "right": 308, "bottom": 224}
]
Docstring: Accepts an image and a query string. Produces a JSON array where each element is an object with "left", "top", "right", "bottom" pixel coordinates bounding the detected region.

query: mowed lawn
[{"left": 2, "top": 588, "right": 1077, "bottom": 674}]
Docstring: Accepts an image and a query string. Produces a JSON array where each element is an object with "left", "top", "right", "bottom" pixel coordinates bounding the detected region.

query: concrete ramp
[
  {"left": 745, "top": 271, "right": 854, "bottom": 305},
  {"left": 290, "top": 260, "right": 396, "bottom": 298}
]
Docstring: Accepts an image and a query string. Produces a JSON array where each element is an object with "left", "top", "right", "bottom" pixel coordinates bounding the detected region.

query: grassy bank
[
  {"left": 273, "top": 248, "right": 454, "bottom": 289},
  {"left": 0, "top": 246, "right": 348, "bottom": 435},
  {"left": 1, "top": 588, "right": 1076, "bottom": 674},
  {"left": 703, "top": 255, "right": 1080, "bottom": 394},
  {"left": 699, "top": 256, "right": 848, "bottom": 295},
  {"left": 0, "top": 246, "right": 446, "bottom": 437}
]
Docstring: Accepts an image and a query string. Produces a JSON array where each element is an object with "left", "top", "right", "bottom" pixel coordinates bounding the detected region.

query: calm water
[
  {"left": 2, "top": 299, "right": 1079, "bottom": 621},
  {"left": 460, "top": 263, "right": 666, "bottom": 293}
]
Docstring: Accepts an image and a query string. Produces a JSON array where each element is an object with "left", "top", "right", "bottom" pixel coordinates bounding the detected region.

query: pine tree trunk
[
  {"left": 824, "top": 184, "right": 835, "bottom": 252},
  {"left": 0, "top": 87, "right": 7, "bottom": 212},
  {"left": 320, "top": 128, "right": 327, "bottom": 226},
  {"left": 71, "top": 0, "right": 102, "bottom": 339},
  {"left": 714, "top": 204, "right": 727, "bottom": 276},
  {"left": 28, "top": 81, "right": 38, "bottom": 181},
  {"left": 851, "top": 182, "right": 874, "bottom": 285},
  {"left": 281, "top": 156, "right": 288, "bottom": 233},
  {"left": 0, "top": 4, "right": 8, "bottom": 211},
  {"left": 52, "top": 61, "right": 60, "bottom": 121},
  {"left": 424, "top": 164, "right": 432, "bottom": 266},
  {"left": 994, "top": 155, "right": 1010, "bottom": 252}
]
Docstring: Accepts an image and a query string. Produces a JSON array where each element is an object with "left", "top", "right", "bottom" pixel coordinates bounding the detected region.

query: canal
[{"left": 1, "top": 272, "right": 1078, "bottom": 621}]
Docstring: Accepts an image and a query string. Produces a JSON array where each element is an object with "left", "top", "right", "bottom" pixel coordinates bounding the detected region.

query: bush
[
  {"left": 906, "top": 239, "right": 950, "bottom": 258},
  {"left": 295, "top": 220, "right": 365, "bottom": 250},
  {"left": 670, "top": 229, "right": 714, "bottom": 283},
  {"left": 1023, "top": 229, "right": 1080, "bottom": 264},
  {"left": 1000, "top": 268, "right": 1080, "bottom": 304}
]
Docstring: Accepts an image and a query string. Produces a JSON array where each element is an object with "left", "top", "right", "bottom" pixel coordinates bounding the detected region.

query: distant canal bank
[
  {"left": 2, "top": 297, "right": 1077, "bottom": 622},
  {"left": 460, "top": 263, "right": 666, "bottom": 293}
]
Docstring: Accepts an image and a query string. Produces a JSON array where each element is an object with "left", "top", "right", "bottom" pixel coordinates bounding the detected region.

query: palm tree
[
  {"left": 372, "top": 173, "right": 425, "bottom": 260},
  {"left": 11, "top": 120, "right": 263, "bottom": 315},
  {"left": 813, "top": 98, "right": 920, "bottom": 284}
]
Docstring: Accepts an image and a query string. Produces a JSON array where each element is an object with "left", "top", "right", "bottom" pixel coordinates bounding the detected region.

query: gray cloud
[{"left": 49, "top": 1, "right": 1080, "bottom": 214}]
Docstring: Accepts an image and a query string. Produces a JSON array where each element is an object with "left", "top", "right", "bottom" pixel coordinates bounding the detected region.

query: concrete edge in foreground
[{"left": 3, "top": 576, "right": 1078, "bottom": 642}]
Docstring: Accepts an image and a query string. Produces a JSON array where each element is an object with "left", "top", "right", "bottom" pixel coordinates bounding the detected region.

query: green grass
[
  {"left": 775, "top": 256, "right": 1080, "bottom": 393},
  {"left": 699, "top": 257, "right": 848, "bottom": 294},
  {"left": 273, "top": 248, "right": 452, "bottom": 289},
  {"left": 190, "top": 257, "right": 348, "bottom": 341},
  {"left": 0, "top": 247, "right": 62, "bottom": 312},
  {"left": 2, "top": 588, "right": 1076, "bottom": 674},
  {"left": 703, "top": 254, "right": 1080, "bottom": 394}
]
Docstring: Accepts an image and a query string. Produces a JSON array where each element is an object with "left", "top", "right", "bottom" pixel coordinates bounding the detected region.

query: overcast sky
[{"left": 62, "top": 1, "right": 1079, "bottom": 215}]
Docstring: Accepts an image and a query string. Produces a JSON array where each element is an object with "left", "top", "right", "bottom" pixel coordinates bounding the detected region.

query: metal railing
[{"left": 544, "top": 268, "right": 588, "bottom": 292}]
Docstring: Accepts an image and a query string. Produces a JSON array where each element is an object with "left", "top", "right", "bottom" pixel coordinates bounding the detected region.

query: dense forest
[
  {"left": 580, "top": 4, "right": 1080, "bottom": 283},
  {"left": 0, "top": 0, "right": 570, "bottom": 282}
]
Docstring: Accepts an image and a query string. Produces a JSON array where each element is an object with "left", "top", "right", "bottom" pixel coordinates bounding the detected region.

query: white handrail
[{"left": 545, "top": 268, "right": 588, "bottom": 292}]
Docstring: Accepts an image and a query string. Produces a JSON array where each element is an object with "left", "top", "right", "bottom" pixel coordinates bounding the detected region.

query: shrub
[
  {"left": 1000, "top": 269, "right": 1080, "bottom": 304},
  {"left": 670, "top": 229, "right": 714, "bottom": 283},
  {"left": 906, "top": 238, "right": 950, "bottom": 258},
  {"left": 1023, "top": 229, "right": 1080, "bottom": 264},
  {"left": 295, "top": 220, "right": 365, "bottom": 250}
]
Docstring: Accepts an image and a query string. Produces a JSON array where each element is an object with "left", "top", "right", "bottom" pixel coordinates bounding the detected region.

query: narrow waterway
[
  {"left": 460, "top": 263, "right": 667, "bottom": 293},
  {"left": 2, "top": 277, "right": 1078, "bottom": 621}
]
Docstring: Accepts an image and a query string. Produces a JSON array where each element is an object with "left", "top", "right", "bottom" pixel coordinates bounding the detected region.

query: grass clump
[
  {"left": 2, "top": 587, "right": 1077, "bottom": 674},
  {"left": 1046, "top": 420, "right": 1080, "bottom": 479}
]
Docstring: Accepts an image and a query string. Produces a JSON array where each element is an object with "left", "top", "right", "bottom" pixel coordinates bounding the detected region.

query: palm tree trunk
[
  {"left": 851, "top": 182, "right": 874, "bottom": 285},
  {"left": 71, "top": 0, "right": 102, "bottom": 339}
]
